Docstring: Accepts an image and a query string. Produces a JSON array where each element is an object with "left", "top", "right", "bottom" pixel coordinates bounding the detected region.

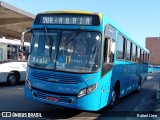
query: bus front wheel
[
  {"left": 7, "top": 73, "right": 17, "bottom": 86},
  {"left": 109, "top": 85, "right": 119, "bottom": 108}
]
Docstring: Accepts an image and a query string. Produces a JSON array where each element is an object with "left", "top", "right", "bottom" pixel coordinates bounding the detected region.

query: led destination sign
[
  {"left": 41, "top": 16, "right": 92, "bottom": 25},
  {"left": 34, "top": 14, "right": 100, "bottom": 26}
]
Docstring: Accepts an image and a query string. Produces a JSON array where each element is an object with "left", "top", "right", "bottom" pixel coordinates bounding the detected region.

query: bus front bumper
[{"left": 25, "top": 83, "right": 101, "bottom": 111}]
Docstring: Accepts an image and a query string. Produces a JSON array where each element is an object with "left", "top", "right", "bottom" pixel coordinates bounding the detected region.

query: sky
[{"left": 1, "top": 0, "right": 160, "bottom": 47}]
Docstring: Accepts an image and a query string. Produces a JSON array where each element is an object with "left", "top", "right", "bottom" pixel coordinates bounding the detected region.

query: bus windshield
[{"left": 28, "top": 29, "right": 101, "bottom": 73}]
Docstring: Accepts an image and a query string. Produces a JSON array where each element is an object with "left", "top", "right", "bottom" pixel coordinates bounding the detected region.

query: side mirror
[{"left": 20, "top": 29, "right": 32, "bottom": 54}]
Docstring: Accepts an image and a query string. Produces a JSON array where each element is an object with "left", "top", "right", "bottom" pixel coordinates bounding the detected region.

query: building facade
[{"left": 146, "top": 37, "right": 160, "bottom": 65}]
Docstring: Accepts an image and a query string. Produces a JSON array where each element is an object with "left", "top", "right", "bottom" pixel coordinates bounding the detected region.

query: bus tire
[
  {"left": 7, "top": 73, "right": 17, "bottom": 86},
  {"left": 109, "top": 84, "right": 119, "bottom": 108},
  {"left": 135, "top": 79, "right": 141, "bottom": 93}
]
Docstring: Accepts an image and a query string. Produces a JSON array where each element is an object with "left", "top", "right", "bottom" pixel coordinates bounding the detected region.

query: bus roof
[
  {"left": 41, "top": 10, "right": 99, "bottom": 15},
  {"left": 0, "top": 38, "right": 29, "bottom": 46}
]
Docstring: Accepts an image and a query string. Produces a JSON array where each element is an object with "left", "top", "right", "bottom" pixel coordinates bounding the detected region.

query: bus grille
[
  {"left": 31, "top": 71, "right": 82, "bottom": 84},
  {"left": 35, "top": 91, "right": 71, "bottom": 103}
]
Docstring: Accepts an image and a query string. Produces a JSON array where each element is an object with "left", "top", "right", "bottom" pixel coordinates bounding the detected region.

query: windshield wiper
[
  {"left": 44, "top": 26, "right": 54, "bottom": 61},
  {"left": 86, "top": 40, "right": 101, "bottom": 70},
  {"left": 61, "top": 28, "right": 83, "bottom": 47}
]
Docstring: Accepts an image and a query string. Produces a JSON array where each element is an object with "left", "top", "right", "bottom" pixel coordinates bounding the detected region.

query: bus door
[
  {"left": 102, "top": 38, "right": 115, "bottom": 75},
  {"left": 102, "top": 24, "right": 116, "bottom": 76},
  {"left": 100, "top": 24, "right": 116, "bottom": 108}
]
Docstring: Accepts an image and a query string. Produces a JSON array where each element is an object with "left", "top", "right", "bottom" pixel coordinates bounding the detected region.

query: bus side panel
[
  {"left": 0, "top": 62, "right": 27, "bottom": 83},
  {"left": 126, "top": 63, "right": 141, "bottom": 93},
  {"left": 141, "top": 64, "right": 148, "bottom": 82},
  {"left": 130, "top": 63, "right": 140, "bottom": 92},
  {"left": 111, "top": 62, "right": 145, "bottom": 98},
  {"left": 111, "top": 63, "right": 138, "bottom": 98},
  {"left": 99, "top": 63, "right": 135, "bottom": 108},
  {"left": 0, "top": 72, "right": 8, "bottom": 82},
  {"left": 111, "top": 63, "right": 128, "bottom": 98},
  {"left": 99, "top": 71, "right": 112, "bottom": 109}
]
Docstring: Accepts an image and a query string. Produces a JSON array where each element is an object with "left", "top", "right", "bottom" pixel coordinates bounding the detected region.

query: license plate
[{"left": 46, "top": 96, "right": 58, "bottom": 102}]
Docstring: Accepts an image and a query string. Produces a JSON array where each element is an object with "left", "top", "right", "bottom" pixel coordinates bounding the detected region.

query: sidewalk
[
  {"left": 155, "top": 88, "right": 160, "bottom": 111},
  {"left": 154, "top": 93, "right": 160, "bottom": 120},
  {"left": 155, "top": 99, "right": 160, "bottom": 111},
  {"left": 154, "top": 72, "right": 160, "bottom": 120},
  {"left": 155, "top": 72, "right": 160, "bottom": 110}
]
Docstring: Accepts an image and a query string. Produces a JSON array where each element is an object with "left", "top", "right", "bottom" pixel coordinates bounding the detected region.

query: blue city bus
[
  {"left": 20, "top": 11, "right": 149, "bottom": 111},
  {"left": 148, "top": 64, "right": 153, "bottom": 73}
]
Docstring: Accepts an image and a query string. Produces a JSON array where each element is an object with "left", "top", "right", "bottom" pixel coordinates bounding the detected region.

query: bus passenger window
[
  {"left": 103, "top": 38, "right": 115, "bottom": 63},
  {"left": 109, "top": 40, "right": 115, "bottom": 63},
  {"left": 116, "top": 34, "right": 124, "bottom": 60},
  {"left": 102, "top": 38, "right": 114, "bottom": 76},
  {"left": 7, "top": 45, "right": 18, "bottom": 60},
  {"left": 125, "top": 40, "right": 131, "bottom": 61},
  {"left": 131, "top": 44, "right": 136, "bottom": 62},
  {"left": 137, "top": 48, "right": 140, "bottom": 62}
]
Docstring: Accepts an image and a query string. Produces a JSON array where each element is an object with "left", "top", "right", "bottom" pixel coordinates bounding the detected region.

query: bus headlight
[
  {"left": 77, "top": 83, "right": 98, "bottom": 98},
  {"left": 87, "top": 83, "right": 98, "bottom": 93},
  {"left": 77, "top": 88, "right": 87, "bottom": 98}
]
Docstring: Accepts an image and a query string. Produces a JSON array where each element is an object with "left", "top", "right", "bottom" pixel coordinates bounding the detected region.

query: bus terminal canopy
[{"left": 0, "top": 1, "right": 35, "bottom": 40}]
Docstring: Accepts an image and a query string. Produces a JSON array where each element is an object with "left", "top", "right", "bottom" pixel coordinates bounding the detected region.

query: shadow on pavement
[{"left": 0, "top": 81, "right": 25, "bottom": 88}]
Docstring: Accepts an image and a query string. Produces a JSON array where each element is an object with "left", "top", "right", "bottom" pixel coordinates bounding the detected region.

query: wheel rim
[
  {"left": 111, "top": 91, "right": 116, "bottom": 106},
  {"left": 9, "top": 75, "right": 16, "bottom": 85}
]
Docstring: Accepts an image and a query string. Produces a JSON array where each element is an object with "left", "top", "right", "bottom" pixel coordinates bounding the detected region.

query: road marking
[
  {"left": 18, "top": 88, "right": 24, "bottom": 89},
  {"left": 147, "top": 76, "right": 153, "bottom": 80}
]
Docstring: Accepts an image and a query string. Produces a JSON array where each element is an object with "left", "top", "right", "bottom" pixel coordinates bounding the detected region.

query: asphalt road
[{"left": 0, "top": 73, "right": 159, "bottom": 120}]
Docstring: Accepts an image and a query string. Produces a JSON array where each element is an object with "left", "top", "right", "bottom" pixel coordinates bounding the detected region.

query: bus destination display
[
  {"left": 34, "top": 14, "right": 100, "bottom": 26},
  {"left": 41, "top": 16, "right": 92, "bottom": 25}
]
